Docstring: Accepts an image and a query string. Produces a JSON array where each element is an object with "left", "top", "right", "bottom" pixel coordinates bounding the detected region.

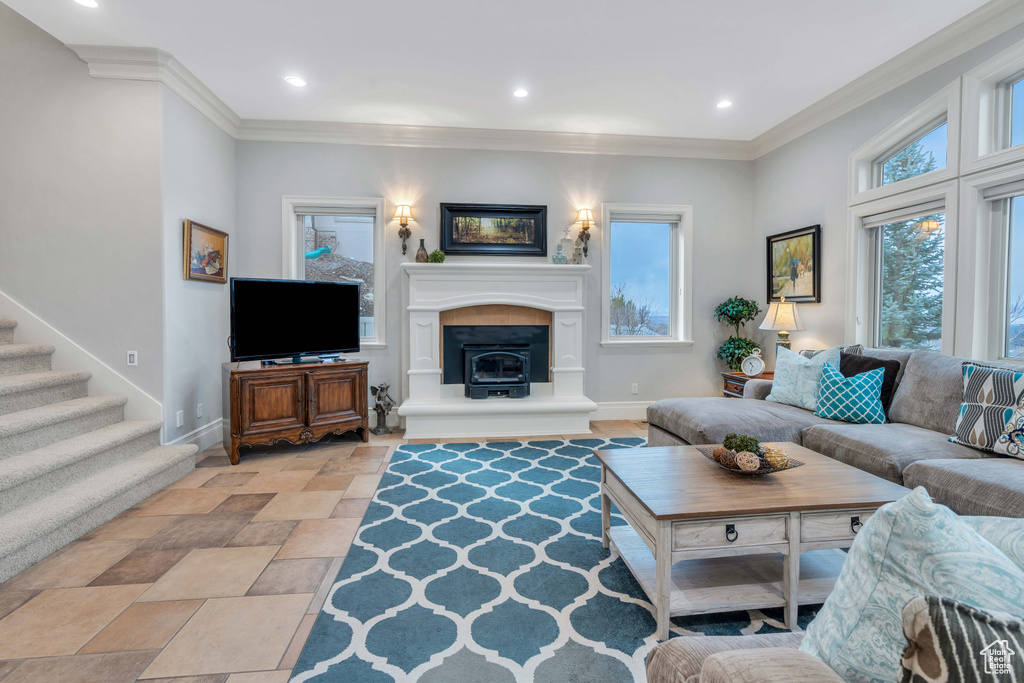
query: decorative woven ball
[
  {"left": 712, "top": 446, "right": 730, "bottom": 462},
  {"left": 735, "top": 451, "right": 761, "bottom": 471},
  {"left": 762, "top": 446, "right": 790, "bottom": 470},
  {"left": 718, "top": 450, "right": 738, "bottom": 469}
]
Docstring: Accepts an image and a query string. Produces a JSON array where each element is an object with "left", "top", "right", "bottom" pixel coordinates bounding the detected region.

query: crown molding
[
  {"left": 235, "top": 119, "right": 753, "bottom": 160},
  {"left": 68, "top": 45, "right": 240, "bottom": 138},
  {"left": 750, "top": 0, "right": 1024, "bottom": 159}
]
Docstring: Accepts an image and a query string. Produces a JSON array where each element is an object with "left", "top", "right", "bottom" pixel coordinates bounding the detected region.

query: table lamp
[{"left": 759, "top": 297, "right": 804, "bottom": 350}]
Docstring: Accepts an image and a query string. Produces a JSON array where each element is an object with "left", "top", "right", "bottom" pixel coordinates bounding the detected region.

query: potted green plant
[
  {"left": 715, "top": 296, "right": 761, "bottom": 371},
  {"left": 427, "top": 250, "right": 446, "bottom": 263}
]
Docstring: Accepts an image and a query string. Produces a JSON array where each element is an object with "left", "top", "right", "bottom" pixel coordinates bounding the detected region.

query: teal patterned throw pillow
[
  {"left": 815, "top": 363, "right": 886, "bottom": 424},
  {"left": 800, "top": 488, "right": 1024, "bottom": 683},
  {"left": 766, "top": 346, "right": 840, "bottom": 412}
]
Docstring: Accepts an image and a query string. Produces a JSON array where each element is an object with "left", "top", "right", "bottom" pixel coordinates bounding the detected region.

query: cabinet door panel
[
  {"left": 239, "top": 374, "right": 305, "bottom": 434},
  {"left": 308, "top": 371, "right": 365, "bottom": 426}
]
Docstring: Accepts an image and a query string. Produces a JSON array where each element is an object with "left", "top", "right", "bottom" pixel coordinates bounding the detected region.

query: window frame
[
  {"left": 281, "top": 195, "right": 388, "bottom": 348},
  {"left": 599, "top": 203, "right": 693, "bottom": 347},
  {"left": 846, "top": 181, "right": 959, "bottom": 356},
  {"left": 962, "top": 40, "right": 1024, "bottom": 174},
  {"left": 848, "top": 80, "right": 960, "bottom": 206},
  {"left": 957, "top": 164, "right": 1024, "bottom": 363}
]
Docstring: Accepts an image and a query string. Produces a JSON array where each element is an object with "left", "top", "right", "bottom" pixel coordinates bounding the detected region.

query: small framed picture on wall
[
  {"left": 766, "top": 224, "right": 820, "bottom": 303},
  {"left": 183, "top": 220, "right": 229, "bottom": 284}
]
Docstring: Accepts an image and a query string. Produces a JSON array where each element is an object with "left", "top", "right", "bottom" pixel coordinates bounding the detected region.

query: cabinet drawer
[
  {"left": 672, "top": 515, "right": 787, "bottom": 551},
  {"left": 723, "top": 379, "right": 745, "bottom": 397},
  {"left": 801, "top": 509, "right": 875, "bottom": 543}
]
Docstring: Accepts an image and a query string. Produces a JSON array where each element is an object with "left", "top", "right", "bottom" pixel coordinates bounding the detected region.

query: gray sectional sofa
[{"left": 647, "top": 348, "right": 1024, "bottom": 517}]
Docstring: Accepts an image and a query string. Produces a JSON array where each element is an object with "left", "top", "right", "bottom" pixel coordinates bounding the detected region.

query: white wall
[
  {"left": 753, "top": 23, "right": 1024, "bottom": 367},
  {"left": 235, "top": 143, "right": 760, "bottom": 408},
  {"left": 0, "top": 3, "right": 164, "bottom": 398},
  {"left": 161, "top": 86, "right": 236, "bottom": 446}
]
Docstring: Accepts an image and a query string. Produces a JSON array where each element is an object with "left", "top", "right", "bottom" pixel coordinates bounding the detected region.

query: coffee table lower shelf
[{"left": 607, "top": 524, "right": 845, "bottom": 621}]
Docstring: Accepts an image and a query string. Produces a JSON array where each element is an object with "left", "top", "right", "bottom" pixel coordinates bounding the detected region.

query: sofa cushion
[
  {"left": 903, "top": 458, "right": 1024, "bottom": 517},
  {"left": 800, "top": 488, "right": 1024, "bottom": 683},
  {"left": 949, "top": 363, "right": 1024, "bottom": 452},
  {"left": 802, "top": 422, "right": 986, "bottom": 484},
  {"left": 888, "top": 350, "right": 969, "bottom": 434},
  {"left": 815, "top": 363, "right": 886, "bottom": 425},
  {"left": 646, "top": 633, "right": 805, "bottom": 683},
  {"left": 766, "top": 346, "right": 840, "bottom": 411},
  {"left": 702, "top": 648, "right": 843, "bottom": 683},
  {"left": 647, "top": 397, "right": 839, "bottom": 445}
]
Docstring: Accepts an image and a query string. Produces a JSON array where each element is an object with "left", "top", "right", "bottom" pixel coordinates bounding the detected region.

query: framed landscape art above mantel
[{"left": 439, "top": 203, "right": 547, "bottom": 257}]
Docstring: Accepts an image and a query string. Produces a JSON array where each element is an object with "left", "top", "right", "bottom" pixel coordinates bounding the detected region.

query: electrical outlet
[
  {"left": 176, "top": 410, "right": 184, "bottom": 428},
  {"left": 196, "top": 403, "right": 203, "bottom": 419},
  {"left": 631, "top": 383, "right": 639, "bottom": 395},
  {"left": 126, "top": 350, "right": 138, "bottom": 366}
]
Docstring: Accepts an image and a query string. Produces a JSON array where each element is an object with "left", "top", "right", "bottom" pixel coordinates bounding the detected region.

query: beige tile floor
[{"left": 0, "top": 421, "right": 647, "bottom": 682}]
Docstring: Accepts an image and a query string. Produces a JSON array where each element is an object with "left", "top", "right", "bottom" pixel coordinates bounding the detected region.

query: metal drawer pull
[
  {"left": 725, "top": 524, "right": 738, "bottom": 543},
  {"left": 851, "top": 516, "right": 862, "bottom": 534}
]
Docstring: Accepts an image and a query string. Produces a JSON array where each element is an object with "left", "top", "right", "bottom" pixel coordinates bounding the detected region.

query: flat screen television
[{"left": 230, "top": 278, "right": 361, "bottom": 362}]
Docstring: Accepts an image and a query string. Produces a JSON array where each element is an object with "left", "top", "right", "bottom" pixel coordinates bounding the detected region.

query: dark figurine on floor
[{"left": 370, "top": 381, "right": 395, "bottom": 435}]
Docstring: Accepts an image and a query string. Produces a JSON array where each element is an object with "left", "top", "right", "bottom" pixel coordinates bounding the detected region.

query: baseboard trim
[
  {"left": 168, "top": 418, "right": 223, "bottom": 451},
  {"left": 592, "top": 401, "right": 651, "bottom": 421}
]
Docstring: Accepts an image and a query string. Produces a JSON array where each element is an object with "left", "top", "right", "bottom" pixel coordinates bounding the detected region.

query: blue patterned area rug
[{"left": 290, "top": 438, "right": 817, "bottom": 682}]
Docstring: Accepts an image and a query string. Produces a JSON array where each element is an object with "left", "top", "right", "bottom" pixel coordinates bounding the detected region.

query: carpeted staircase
[{"left": 0, "top": 316, "right": 196, "bottom": 583}]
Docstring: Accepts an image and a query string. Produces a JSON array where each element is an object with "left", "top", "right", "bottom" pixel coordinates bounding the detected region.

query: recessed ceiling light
[
  {"left": 513, "top": 89, "right": 528, "bottom": 98},
  {"left": 717, "top": 100, "right": 733, "bottom": 109},
  {"left": 74, "top": 0, "right": 99, "bottom": 7},
  {"left": 284, "top": 76, "right": 307, "bottom": 87}
]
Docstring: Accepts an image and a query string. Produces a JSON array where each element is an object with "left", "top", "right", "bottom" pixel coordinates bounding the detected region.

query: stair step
[
  {"left": 0, "top": 420, "right": 163, "bottom": 516},
  {"left": 0, "top": 370, "right": 91, "bottom": 416},
  {"left": 0, "top": 344, "right": 54, "bottom": 377},
  {"left": 0, "top": 395, "right": 127, "bottom": 459},
  {"left": 0, "top": 318, "right": 14, "bottom": 345},
  {"left": 0, "top": 444, "right": 196, "bottom": 583}
]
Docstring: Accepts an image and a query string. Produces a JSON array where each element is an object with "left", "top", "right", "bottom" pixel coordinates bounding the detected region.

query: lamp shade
[
  {"left": 575, "top": 208, "right": 593, "bottom": 225},
  {"left": 759, "top": 298, "right": 805, "bottom": 332},
  {"left": 394, "top": 205, "right": 413, "bottom": 222}
]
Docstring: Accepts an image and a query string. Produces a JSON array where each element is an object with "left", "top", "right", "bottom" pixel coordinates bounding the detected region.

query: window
[
  {"left": 1006, "top": 196, "right": 1024, "bottom": 358},
  {"left": 880, "top": 122, "right": 947, "bottom": 186},
  {"left": 1011, "top": 77, "right": 1024, "bottom": 149},
  {"left": 601, "top": 204, "right": 692, "bottom": 346},
  {"left": 609, "top": 222, "right": 671, "bottom": 337},
  {"left": 875, "top": 212, "right": 946, "bottom": 350},
  {"left": 281, "top": 196, "right": 387, "bottom": 346},
  {"left": 297, "top": 214, "right": 375, "bottom": 339}
]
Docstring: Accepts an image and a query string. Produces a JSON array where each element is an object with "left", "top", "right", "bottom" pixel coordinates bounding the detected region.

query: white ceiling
[{"left": 6, "top": 0, "right": 992, "bottom": 141}]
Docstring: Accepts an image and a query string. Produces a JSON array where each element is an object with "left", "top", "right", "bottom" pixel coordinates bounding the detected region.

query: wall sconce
[
  {"left": 394, "top": 205, "right": 414, "bottom": 255},
  {"left": 575, "top": 208, "right": 594, "bottom": 258}
]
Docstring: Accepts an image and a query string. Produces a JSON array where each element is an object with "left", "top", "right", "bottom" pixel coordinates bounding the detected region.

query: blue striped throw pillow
[{"left": 814, "top": 363, "right": 886, "bottom": 424}]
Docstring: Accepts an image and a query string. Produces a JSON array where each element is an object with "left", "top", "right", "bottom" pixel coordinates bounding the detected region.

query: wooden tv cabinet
[{"left": 221, "top": 360, "right": 369, "bottom": 465}]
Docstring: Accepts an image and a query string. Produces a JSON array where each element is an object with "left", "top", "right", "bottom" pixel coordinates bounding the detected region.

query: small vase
[{"left": 415, "top": 239, "right": 428, "bottom": 263}]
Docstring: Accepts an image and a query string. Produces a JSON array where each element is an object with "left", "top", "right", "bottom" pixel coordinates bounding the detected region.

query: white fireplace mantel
[{"left": 398, "top": 262, "right": 597, "bottom": 439}]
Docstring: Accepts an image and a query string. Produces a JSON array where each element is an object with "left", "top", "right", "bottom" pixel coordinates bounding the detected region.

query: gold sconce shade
[{"left": 394, "top": 204, "right": 413, "bottom": 227}]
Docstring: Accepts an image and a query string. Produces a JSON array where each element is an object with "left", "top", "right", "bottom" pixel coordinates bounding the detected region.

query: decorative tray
[{"left": 695, "top": 445, "right": 804, "bottom": 476}]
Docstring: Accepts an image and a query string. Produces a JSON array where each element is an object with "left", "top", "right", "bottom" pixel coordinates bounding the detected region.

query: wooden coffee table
[{"left": 594, "top": 442, "right": 908, "bottom": 640}]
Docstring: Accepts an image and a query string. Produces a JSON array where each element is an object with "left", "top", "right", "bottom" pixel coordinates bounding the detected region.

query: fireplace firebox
[{"left": 464, "top": 345, "right": 530, "bottom": 399}]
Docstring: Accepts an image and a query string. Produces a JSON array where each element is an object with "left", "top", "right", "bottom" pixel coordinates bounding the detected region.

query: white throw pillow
[{"left": 765, "top": 346, "right": 840, "bottom": 412}]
